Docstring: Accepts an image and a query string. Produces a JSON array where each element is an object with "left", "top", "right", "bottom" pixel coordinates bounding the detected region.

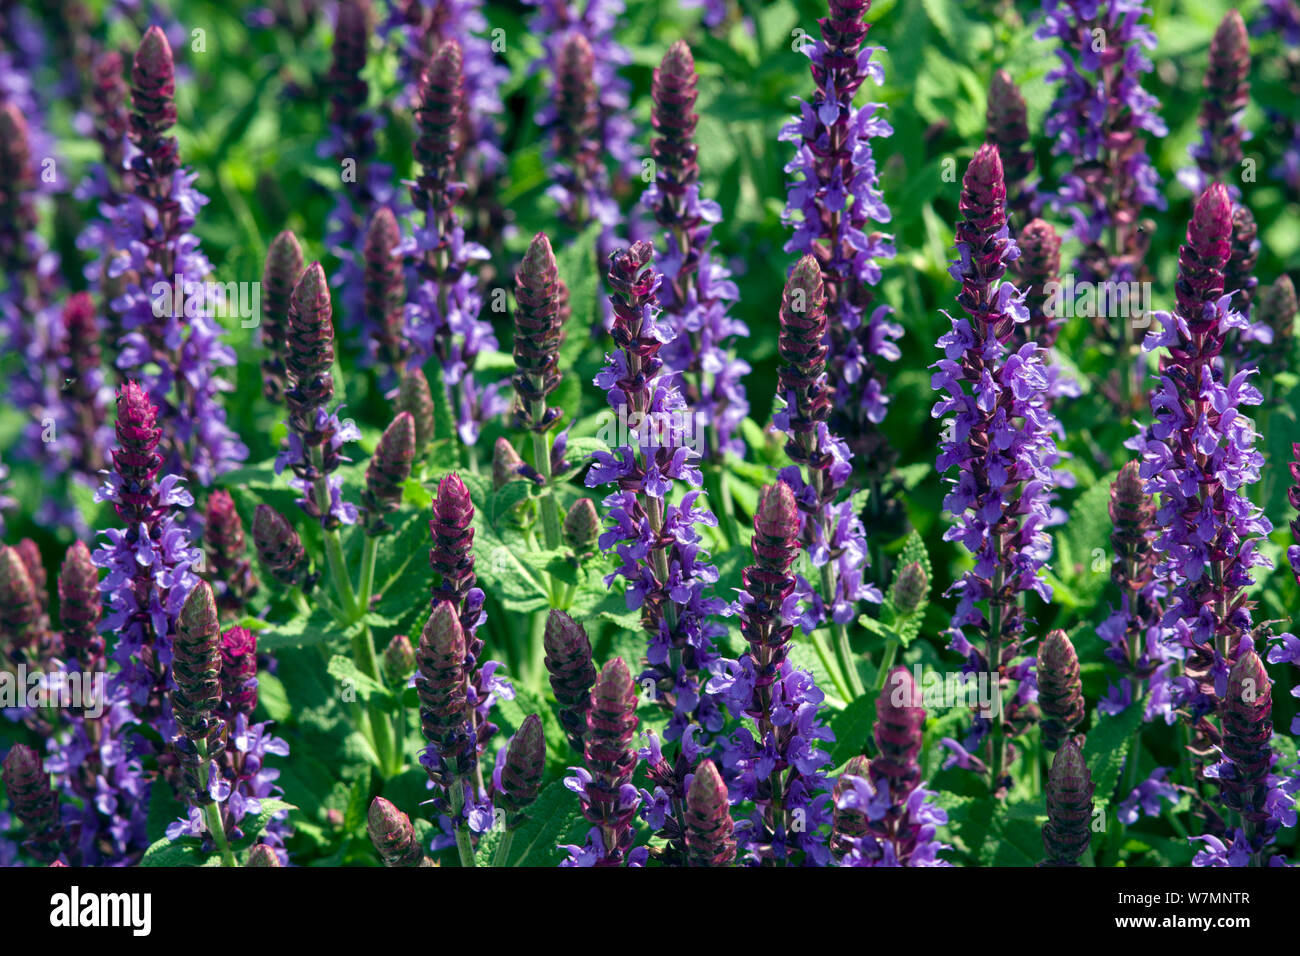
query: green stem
[
  {"left": 873, "top": 640, "right": 899, "bottom": 691},
  {"left": 196, "top": 738, "right": 236, "bottom": 867},
  {"left": 809, "top": 629, "right": 852, "bottom": 703},
  {"left": 493, "top": 828, "right": 516, "bottom": 867},
  {"left": 530, "top": 403, "right": 563, "bottom": 555},
  {"left": 449, "top": 783, "right": 477, "bottom": 868},
  {"left": 358, "top": 535, "right": 378, "bottom": 613},
  {"left": 821, "top": 562, "right": 865, "bottom": 698}
]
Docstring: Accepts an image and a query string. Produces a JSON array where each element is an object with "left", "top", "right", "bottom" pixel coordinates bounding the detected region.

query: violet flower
[
  {"left": 837, "top": 668, "right": 950, "bottom": 867},
  {"left": 562, "top": 657, "right": 647, "bottom": 867},
  {"left": 706, "top": 481, "right": 838, "bottom": 865},
  {"left": 773, "top": 256, "right": 881, "bottom": 656},
  {"left": 1132, "top": 184, "right": 1271, "bottom": 762},
  {"left": 108, "top": 27, "right": 246, "bottom": 487},
  {"left": 275, "top": 261, "right": 360, "bottom": 530},
  {"left": 1252, "top": 3, "right": 1300, "bottom": 197},
  {"left": 584, "top": 241, "right": 727, "bottom": 742},
  {"left": 931, "top": 144, "right": 1059, "bottom": 791},
  {"left": 781, "top": 0, "right": 901, "bottom": 485},
  {"left": 399, "top": 39, "right": 504, "bottom": 446},
  {"left": 643, "top": 41, "right": 749, "bottom": 459},
  {"left": 92, "top": 380, "right": 201, "bottom": 731}
]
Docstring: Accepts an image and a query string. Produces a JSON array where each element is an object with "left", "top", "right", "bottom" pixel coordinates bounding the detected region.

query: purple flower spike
[
  {"left": 1134, "top": 184, "right": 1270, "bottom": 762},
  {"left": 2, "top": 744, "right": 65, "bottom": 864},
  {"left": 986, "top": 70, "right": 1034, "bottom": 225},
  {"left": 1181, "top": 11, "right": 1251, "bottom": 196},
  {"left": 782, "top": 0, "right": 900, "bottom": 483},
  {"left": 204, "top": 489, "right": 258, "bottom": 621},
  {"left": 585, "top": 241, "right": 727, "bottom": 743},
  {"left": 58, "top": 541, "right": 104, "bottom": 676},
  {"left": 931, "top": 144, "right": 1059, "bottom": 788},
  {"left": 277, "top": 261, "right": 358, "bottom": 530},
  {"left": 544, "top": 610, "right": 597, "bottom": 755},
  {"left": 252, "top": 504, "right": 315, "bottom": 592},
  {"left": 684, "top": 759, "right": 736, "bottom": 867},
  {"left": 260, "top": 230, "right": 305, "bottom": 405},
  {"left": 1037, "top": 630, "right": 1085, "bottom": 750}
]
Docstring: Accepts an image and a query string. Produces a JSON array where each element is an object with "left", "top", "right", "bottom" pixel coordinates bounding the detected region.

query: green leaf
[
  {"left": 828, "top": 693, "right": 876, "bottom": 767},
  {"left": 141, "top": 835, "right": 204, "bottom": 867},
  {"left": 326, "top": 654, "right": 393, "bottom": 705},
  {"left": 1084, "top": 702, "right": 1144, "bottom": 809},
  {"left": 497, "top": 780, "right": 588, "bottom": 867}
]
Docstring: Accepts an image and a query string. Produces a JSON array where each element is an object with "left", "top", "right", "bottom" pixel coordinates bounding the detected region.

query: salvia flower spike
[
  {"left": 496, "top": 713, "right": 546, "bottom": 827},
  {"left": 985, "top": 69, "right": 1034, "bottom": 224},
  {"left": 2, "top": 744, "right": 65, "bottom": 864},
  {"left": 684, "top": 760, "right": 736, "bottom": 867},
  {"left": 362, "top": 205, "right": 408, "bottom": 378},
  {"left": 1217, "top": 650, "right": 1273, "bottom": 833},
  {"left": 204, "top": 489, "right": 258, "bottom": 620},
  {"left": 218, "top": 626, "right": 259, "bottom": 721},
  {"left": 1182, "top": 10, "right": 1251, "bottom": 195},
  {"left": 1041, "top": 737, "right": 1095, "bottom": 867},
  {"left": 397, "top": 367, "right": 436, "bottom": 455},
  {"left": 278, "top": 261, "right": 359, "bottom": 530},
  {"left": 361, "top": 412, "right": 416, "bottom": 536},
  {"left": 252, "top": 504, "right": 315, "bottom": 592},
  {"left": 564, "top": 657, "right": 645, "bottom": 867},
  {"left": 645, "top": 40, "right": 749, "bottom": 459},
  {"left": 261, "top": 229, "right": 305, "bottom": 404},
  {"left": 783, "top": 0, "right": 901, "bottom": 481},
  {"left": 543, "top": 609, "right": 598, "bottom": 755},
  {"left": 512, "top": 231, "right": 567, "bottom": 433},
  {"left": 1037, "top": 630, "right": 1085, "bottom": 751},
  {"left": 367, "top": 797, "right": 429, "bottom": 868},
  {"left": 382, "top": 634, "right": 416, "bottom": 688},
  {"left": 171, "top": 582, "right": 226, "bottom": 806},
  {"left": 58, "top": 540, "right": 104, "bottom": 675}
]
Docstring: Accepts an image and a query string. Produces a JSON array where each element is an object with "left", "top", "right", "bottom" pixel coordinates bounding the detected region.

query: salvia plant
[{"left": 1, "top": 0, "right": 1298, "bottom": 878}]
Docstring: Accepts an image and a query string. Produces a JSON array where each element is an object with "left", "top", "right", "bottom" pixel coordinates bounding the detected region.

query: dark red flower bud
[
  {"left": 684, "top": 759, "right": 736, "bottom": 867},
  {"left": 285, "top": 261, "right": 337, "bottom": 422},
  {"left": 413, "top": 39, "right": 464, "bottom": 216},
  {"left": 512, "top": 232, "right": 567, "bottom": 431},
  {"left": 14, "top": 540, "right": 48, "bottom": 620},
  {"left": 1195, "top": 10, "right": 1251, "bottom": 183},
  {"left": 171, "top": 583, "right": 226, "bottom": 805},
  {"left": 110, "top": 381, "right": 164, "bottom": 527},
  {"left": 492, "top": 436, "right": 526, "bottom": 490},
  {"left": 580, "top": 657, "right": 639, "bottom": 860},
  {"left": 1037, "top": 630, "right": 1085, "bottom": 751},
  {"left": 553, "top": 33, "right": 600, "bottom": 223},
  {"left": 219, "top": 626, "right": 259, "bottom": 720},
  {"left": 0, "top": 104, "right": 36, "bottom": 268},
  {"left": 429, "top": 473, "right": 477, "bottom": 636},
  {"left": 873, "top": 666, "right": 925, "bottom": 800},
  {"left": 1177, "top": 184, "right": 1233, "bottom": 324},
  {"left": 1041, "top": 737, "right": 1094, "bottom": 867},
  {"left": 58, "top": 541, "right": 103, "bottom": 673},
  {"left": 252, "top": 504, "right": 315, "bottom": 592},
  {"left": 60, "top": 292, "right": 108, "bottom": 474},
  {"left": 1258, "top": 276, "right": 1297, "bottom": 383},
  {"left": 261, "top": 230, "right": 305, "bottom": 403},
  {"left": 1109, "top": 461, "right": 1156, "bottom": 593},
  {"left": 2, "top": 744, "right": 65, "bottom": 864},
  {"left": 892, "top": 561, "right": 929, "bottom": 616},
  {"left": 131, "top": 25, "right": 177, "bottom": 135},
  {"left": 91, "top": 49, "right": 129, "bottom": 178},
  {"left": 739, "top": 482, "right": 801, "bottom": 670},
  {"left": 416, "top": 601, "right": 473, "bottom": 778},
  {"left": 205, "top": 489, "right": 258, "bottom": 619},
  {"left": 362, "top": 412, "right": 416, "bottom": 536},
  {"left": 363, "top": 207, "right": 407, "bottom": 371},
  {"left": 649, "top": 41, "right": 700, "bottom": 229},
  {"left": 382, "top": 633, "right": 416, "bottom": 686},
  {"left": 397, "top": 368, "right": 436, "bottom": 456},
  {"left": 544, "top": 610, "right": 597, "bottom": 754},
  {"left": 1219, "top": 650, "right": 1273, "bottom": 823},
  {"left": 0, "top": 545, "right": 42, "bottom": 662},
  {"left": 367, "top": 796, "right": 426, "bottom": 867},
  {"left": 985, "top": 70, "right": 1033, "bottom": 222},
  {"left": 1014, "top": 218, "right": 1063, "bottom": 347},
  {"left": 1225, "top": 204, "right": 1258, "bottom": 317},
  {"left": 778, "top": 256, "right": 831, "bottom": 467},
  {"left": 498, "top": 713, "right": 546, "bottom": 824}
]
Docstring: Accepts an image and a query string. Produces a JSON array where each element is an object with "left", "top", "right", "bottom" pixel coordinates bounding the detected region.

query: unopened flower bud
[
  {"left": 382, "top": 633, "right": 416, "bottom": 686},
  {"left": 563, "top": 497, "right": 600, "bottom": 554},
  {"left": 362, "top": 412, "right": 416, "bottom": 536},
  {"left": 1037, "top": 629, "right": 1085, "bottom": 751},
  {"left": 1041, "top": 737, "right": 1094, "bottom": 867},
  {"left": 684, "top": 759, "right": 735, "bottom": 867},
  {"left": 892, "top": 561, "right": 928, "bottom": 616},
  {"left": 368, "top": 796, "right": 425, "bottom": 867},
  {"left": 498, "top": 713, "right": 545, "bottom": 824}
]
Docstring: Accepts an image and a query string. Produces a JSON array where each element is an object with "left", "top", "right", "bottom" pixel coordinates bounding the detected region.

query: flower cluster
[
  {"left": 400, "top": 39, "right": 504, "bottom": 445},
  {"left": 107, "top": 27, "right": 246, "bottom": 487},
  {"left": 585, "top": 241, "right": 727, "bottom": 742},
  {"left": 707, "top": 481, "right": 838, "bottom": 865},
  {"left": 774, "top": 256, "right": 881, "bottom": 637},
  {"left": 781, "top": 0, "right": 901, "bottom": 482},
  {"left": 643, "top": 41, "right": 749, "bottom": 459},
  {"left": 931, "top": 144, "right": 1060, "bottom": 788},
  {"left": 274, "top": 261, "right": 360, "bottom": 530},
  {"left": 1133, "top": 184, "right": 1271, "bottom": 758},
  {"left": 834, "top": 668, "right": 950, "bottom": 866}
]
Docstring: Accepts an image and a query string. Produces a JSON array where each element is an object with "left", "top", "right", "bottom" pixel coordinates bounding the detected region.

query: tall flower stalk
[
  {"left": 774, "top": 255, "right": 880, "bottom": 700},
  {"left": 400, "top": 39, "right": 503, "bottom": 446},
  {"left": 931, "top": 144, "right": 1059, "bottom": 795},
  {"left": 782, "top": 0, "right": 901, "bottom": 515},
  {"left": 1134, "top": 184, "right": 1272, "bottom": 775},
  {"left": 110, "top": 26, "right": 245, "bottom": 487},
  {"left": 1039, "top": 0, "right": 1167, "bottom": 415},
  {"left": 707, "top": 481, "right": 837, "bottom": 865},
  {"left": 644, "top": 41, "right": 748, "bottom": 464},
  {"left": 585, "top": 241, "right": 727, "bottom": 742}
]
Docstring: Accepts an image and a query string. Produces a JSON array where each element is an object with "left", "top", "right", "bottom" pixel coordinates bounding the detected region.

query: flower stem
[
  {"left": 530, "top": 401, "right": 563, "bottom": 556},
  {"left": 493, "top": 828, "right": 515, "bottom": 867},
  {"left": 358, "top": 535, "right": 378, "bottom": 613},
  {"left": 449, "top": 783, "right": 477, "bottom": 868},
  {"left": 196, "top": 738, "right": 236, "bottom": 867}
]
